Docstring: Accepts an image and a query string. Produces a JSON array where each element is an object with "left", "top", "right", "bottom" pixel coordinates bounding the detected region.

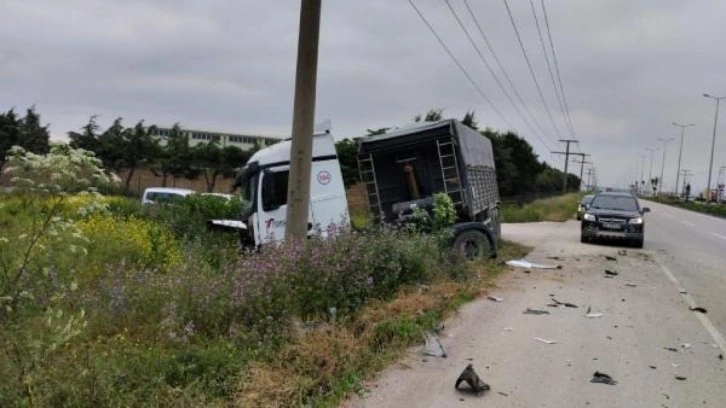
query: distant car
[
  {"left": 141, "top": 187, "right": 195, "bottom": 205},
  {"left": 580, "top": 192, "right": 650, "bottom": 248},
  {"left": 576, "top": 194, "right": 595, "bottom": 221}
]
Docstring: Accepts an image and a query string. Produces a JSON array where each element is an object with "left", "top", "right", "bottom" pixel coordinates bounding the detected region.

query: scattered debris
[
  {"left": 546, "top": 256, "right": 562, "bottom": 260},
  {"left": 624, "top": 283, "right": 637, "bottom": 287},
  {"left": 605, "top": 269, "right": 619, "bottom": 276},
  {"left": 690, "top": 306, "right": 707, "bottom": 314},
  {"left": 585, "top": 312, "right": 603, "bottom": 318},
  {"left": 535, "top": 337, "right": 557, "bottom": 344},
  {"left": 455, "top": 364, "right": 490, "bottom": 394},
  {"left": 590, "top": 371, "right": 617, "bottom": 385},
  {"left": 505, "top": 259, "right": 561, "bottom": 270},
  {"left": 680, "top": 343, "right": 692, "bottom": 350},
  {"left": 503, "top": 327, "right": 514, "bottom": 332},
  {"left": 675, "top": 376, "right": 687, "bottom": 381},
  {"left": 664, "top": 347, "right": 678, "bottom": 352},
  {"left": 498, "top": 391, "right": 509, "bottom": 397},
  {"left": 718, "top": 353, "right": 723, "bottom": 360},
  {"left": 433, "top": 322, "right": 445, "bottom": 334},
  {"left": 617, "top": 249, "right": 627, "bottom": 256},
  {"left": 649, "top": 365, "right": 657, "bottom": 370},
  {"left": 679, "top": 289, "right": 688, "bottom": 294},
  {"left": 423, "top": 331, "right": 447, "bottom": 358},
  {"left": 523, "top": 308, "right": 550, "bottom": 315},
  {"left": 487, "top": 296, "right": 504, "bottom": 302},
  {"left": 604, "top": 255, "right": 617, "bottom": 261},
  {"left": 551, "top": 297, "right": 579, "bottom": 308},
  {"left": 671, "top": 362, "right": 680, "bottom": 367}
]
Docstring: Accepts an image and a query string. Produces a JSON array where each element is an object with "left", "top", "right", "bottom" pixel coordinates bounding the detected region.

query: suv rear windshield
[{"left": 589, "top": 195, "right": 638, "bottom": 211}]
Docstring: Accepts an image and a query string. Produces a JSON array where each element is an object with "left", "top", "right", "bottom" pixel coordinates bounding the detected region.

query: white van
[
  {"left": 141, "top": 187, "right": 195, "bottom": 205},
  {"left": 210, "top": 132, "right": 350, "bottom": 247}
]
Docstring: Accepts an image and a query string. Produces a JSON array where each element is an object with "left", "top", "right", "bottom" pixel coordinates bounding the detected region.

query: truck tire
[{"left": 453, "top": 229, "right": 494, "bottom": 259}]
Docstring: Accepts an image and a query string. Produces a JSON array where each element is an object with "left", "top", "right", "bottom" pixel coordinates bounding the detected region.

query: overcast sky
[{"left": 2, "top": 0, "right": 726, "bottom": 191}]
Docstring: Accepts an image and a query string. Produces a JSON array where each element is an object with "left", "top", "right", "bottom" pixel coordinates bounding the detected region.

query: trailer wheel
[{"left": 453, "top": 229, "right": 493, "bottom": 259}]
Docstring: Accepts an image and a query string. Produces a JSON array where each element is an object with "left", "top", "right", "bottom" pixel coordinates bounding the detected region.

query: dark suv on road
[{"left": 580, "top": 192, "right": 650, "bottom": 248}]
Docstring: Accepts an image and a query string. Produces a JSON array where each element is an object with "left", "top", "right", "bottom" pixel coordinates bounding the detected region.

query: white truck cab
[{"left": 212, "top": 132, "right": 350, "bottom": 247}]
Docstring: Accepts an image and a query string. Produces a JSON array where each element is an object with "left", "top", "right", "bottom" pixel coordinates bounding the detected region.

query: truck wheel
[{"left": 453, "top": 230, "right": 493, "bottom": 259}]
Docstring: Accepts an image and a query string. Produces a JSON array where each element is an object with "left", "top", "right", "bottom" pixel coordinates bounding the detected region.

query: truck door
[{"left": 258, "top": 168, "right": 290, "bottom": 244}]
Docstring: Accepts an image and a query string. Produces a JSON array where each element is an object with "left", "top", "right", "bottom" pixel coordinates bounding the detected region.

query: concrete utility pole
[
  {"left": 703, "top": 93, "right": 725, "bottom": 201},
  {"left": 552, "top": 139, "right": 579, "bottom": 193},
  {"left": 570, "top": 153, "right": 590, "bottom": 190},
  {"left": 680, "top": 169, "right": 692, "bottom": 194},
  {"left": 645, "top": 147, "right": 658, "bottom": 194},
  {"left": 657, "top": 137, "right": 674, "bottom": 196},
  {"left": 672, "top": 122, "right": 694, "bottom": 197},
  {"left": 285, "top": 0, "right": 322, "bottom": 241}
]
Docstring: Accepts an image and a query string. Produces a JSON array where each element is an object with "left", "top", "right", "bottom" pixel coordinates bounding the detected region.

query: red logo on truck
[{"left": 317, "top": 170, "right": 331, "bottom": 185}]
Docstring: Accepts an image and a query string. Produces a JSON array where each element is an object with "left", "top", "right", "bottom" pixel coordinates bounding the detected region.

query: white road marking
[
  {"left": 680, "top": 221, "right": 695, "bottom": 227},
  {"left": 655, "top": 257, "right": 726, "bottom": 355},
  {"left": 711, "top": 232, "right": 726, "bottom": 240}
]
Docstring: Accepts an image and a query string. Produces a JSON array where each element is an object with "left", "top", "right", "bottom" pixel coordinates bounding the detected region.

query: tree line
[{"left": 1, "top": 106, "right": 579, "bottom": 198}]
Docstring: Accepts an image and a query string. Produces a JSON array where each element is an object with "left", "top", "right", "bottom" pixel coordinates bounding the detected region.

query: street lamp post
[
  {"left": 703, "top": 93, "right": 725, "bottom": 201},
  {"left": 657, "top": 137, "right": 675, "bottom": 196},
  {"left": 672, "top": 122, "right": 694, "bottom": 197},
  {"left": 645, "top": 147, "right": 658, "bottom": 195}
]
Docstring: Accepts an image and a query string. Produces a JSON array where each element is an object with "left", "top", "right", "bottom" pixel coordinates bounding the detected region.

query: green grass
[{"left": 501, "top": 193, "right": 581, "bottom": 223}]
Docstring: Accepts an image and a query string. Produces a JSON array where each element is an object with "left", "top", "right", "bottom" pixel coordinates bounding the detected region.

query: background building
[{"left": 150, "top": 127, "right": 280, "bottom": 149}]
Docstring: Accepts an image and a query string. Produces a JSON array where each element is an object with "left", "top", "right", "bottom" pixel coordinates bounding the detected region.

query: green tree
[
  {"left": 0, "top": 108, "right": 50, "bottom": 174},
  {"left": 192, "top": 143, "right": 252, "bottom": 192},
  {"left": 414, "top": 108, "right": 444, "bottom": 123},
  {"left": 335, "top": 139, "right": 360, "bottom": 188},
  {"left": 153, "top": 123, "right": 194, "bottom": 186}
]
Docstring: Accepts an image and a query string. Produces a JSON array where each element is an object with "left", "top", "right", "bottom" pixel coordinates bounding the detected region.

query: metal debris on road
[
  {"left": 455, "top": 363, "right": 490, "bottom": 394},
  {"left": 690, "top": 306, "right": 707, "bottom": 314},
  {"left": 604, "top": 255, "right": 617, "bottom": 261},
  {"left": 617, "top": 249, "right": 627, "bottom": 256},
  {"left": 546, "top": 256, "right": 562, "bottom": 260},
  {"left": 505, "top": 259, "right": 561, "bottom": 270},
  {"left": 664, "top": 347, "right": 678, "bottom": 352},
  {"left": 649, "top": 365, "right": 657, "bottom": 369},
  {"left": 523, "top": 308, "right": 550, "bottom": 315},
  {"left": 487, "top": 296, "right": 503, "bottom": 302},
  {"left": 675, "top": 375, "right": 687, "bottom": 381},
  {"left": 719, "top": 353, "right": 723, "bottom": 360},
  {"left": 671, "top": 362, "right": 680, "bottom": 367},
  {"left": 624, "top": 282, "right": 637, "bottom": 287},
  {"left": 605, "top": 269, "right": 619, "bottom": 276},
  {"left": 679, "top": 289, "right": 688, "bottom": 294},
  {"left": 423, "top": 331, "right": 447, "bottom": 358},
  {"left": 551, "top": 297, "right": 579, "bottom": 308},
  {"left": 590, "top": 371, "right": 617, "bottom": 385},
  {"left": 585, "top": 312, "right": 603, "bottom": 318},
  {"left": 534, "top": 337, "right": 557, "bottom": 344},
  {"left": 498, "top": 391, "right": 509, "bottom": 397},
  {"left": 680, "top": 343, "right": 692, "bottom": 349}
]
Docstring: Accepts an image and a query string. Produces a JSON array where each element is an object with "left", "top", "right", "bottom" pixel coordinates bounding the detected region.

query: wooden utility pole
[
  {"left": 551, "top": 139, "right": 579, "bottom": 193},
  {"left": 285, "top": 0, "right": 322, "bottom": 241},
  {"left": 571, "top": 154, "right": 590, "bottom": 191}
]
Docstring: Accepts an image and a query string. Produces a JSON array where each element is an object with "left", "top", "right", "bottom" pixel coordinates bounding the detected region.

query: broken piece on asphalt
[
  {"left": 690, "top": 306, "right": 707, "bottom": 314},
  {"left": 675, "top": 375, "right": 687, "bottom": 381},
  {"left": 523, "top": 308, "right": 550, "bottom": 315},
  {"left": 534, "top": 337, "right": 557, "bottom": 344},
  {"left": 550, "top": 297, "right": 578, "bottom": 308},
  {"left": 487, "top": 296, "right": 503, "bottom": 302},
  {"left": 604, "top": 255, "right": 617, "bottom": 261},
  {"left": 604, "top": 269, "right": 619, "bottom": 276},
  {"left": 590, "top": 371, "right": 617, "bottom": 385},
  {"left": 455, "top": 363, "right": 490, "bottom": 394},
  {"left": 423, "top": 331, "right": 447, "bottom": 358}
]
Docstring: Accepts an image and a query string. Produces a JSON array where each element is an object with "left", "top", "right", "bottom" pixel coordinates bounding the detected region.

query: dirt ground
[{"left": 342, "top": 220, "right": 726, "bottom": 408}]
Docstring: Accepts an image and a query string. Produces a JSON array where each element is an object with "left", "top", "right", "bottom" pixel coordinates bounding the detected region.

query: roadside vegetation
[
  {"left": 0, "top": 145, "right": 528, "bottom": 407},
  {"left": 501, "top": 193, "right": 582, "bottom": 223},
  {"left": 648, "top": 196, "right": 726, "bottom": 218}
]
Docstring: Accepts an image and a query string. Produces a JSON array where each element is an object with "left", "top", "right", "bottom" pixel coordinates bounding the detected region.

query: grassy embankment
[
  {"left": 0, "top": 191, "right": 528, "bottom": 408},
  {"left": 501, "top": 193, "right": 581, "bottom": 223},
  {"left": 647, "top": 196, "right": 726, "bottom": 218}
]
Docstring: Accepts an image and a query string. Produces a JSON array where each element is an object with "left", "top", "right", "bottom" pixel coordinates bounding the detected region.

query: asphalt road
[
  {"left": 344, "top": 217, "right": 726, "bottom": 408},
  {"left": 640, "top": 199, "right": 726, "bottom": 341}
]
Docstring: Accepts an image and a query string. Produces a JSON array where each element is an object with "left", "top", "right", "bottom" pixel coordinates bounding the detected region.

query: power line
[
  {"left": 502, "top": 0, "right": 563, "bottom": 140},
  {"left": 540, "top": 0, "right": 576, "bottom": 138},
  {"left": 443, "top": 0, "right": 554, "bottom": 154},
  {"left": 407, "top": 0, "right": 514, "bottom": 130},
  {"left": 460, "top": 0, "right": 561, "bottom": 161},
  {"left": 528, "top": 0, "right": 571, "bottom": 139}
]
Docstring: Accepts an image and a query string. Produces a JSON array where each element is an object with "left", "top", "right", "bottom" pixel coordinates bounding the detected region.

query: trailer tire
[{"left": 453, "top": 229, "right": 494, "bottom": 259}]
